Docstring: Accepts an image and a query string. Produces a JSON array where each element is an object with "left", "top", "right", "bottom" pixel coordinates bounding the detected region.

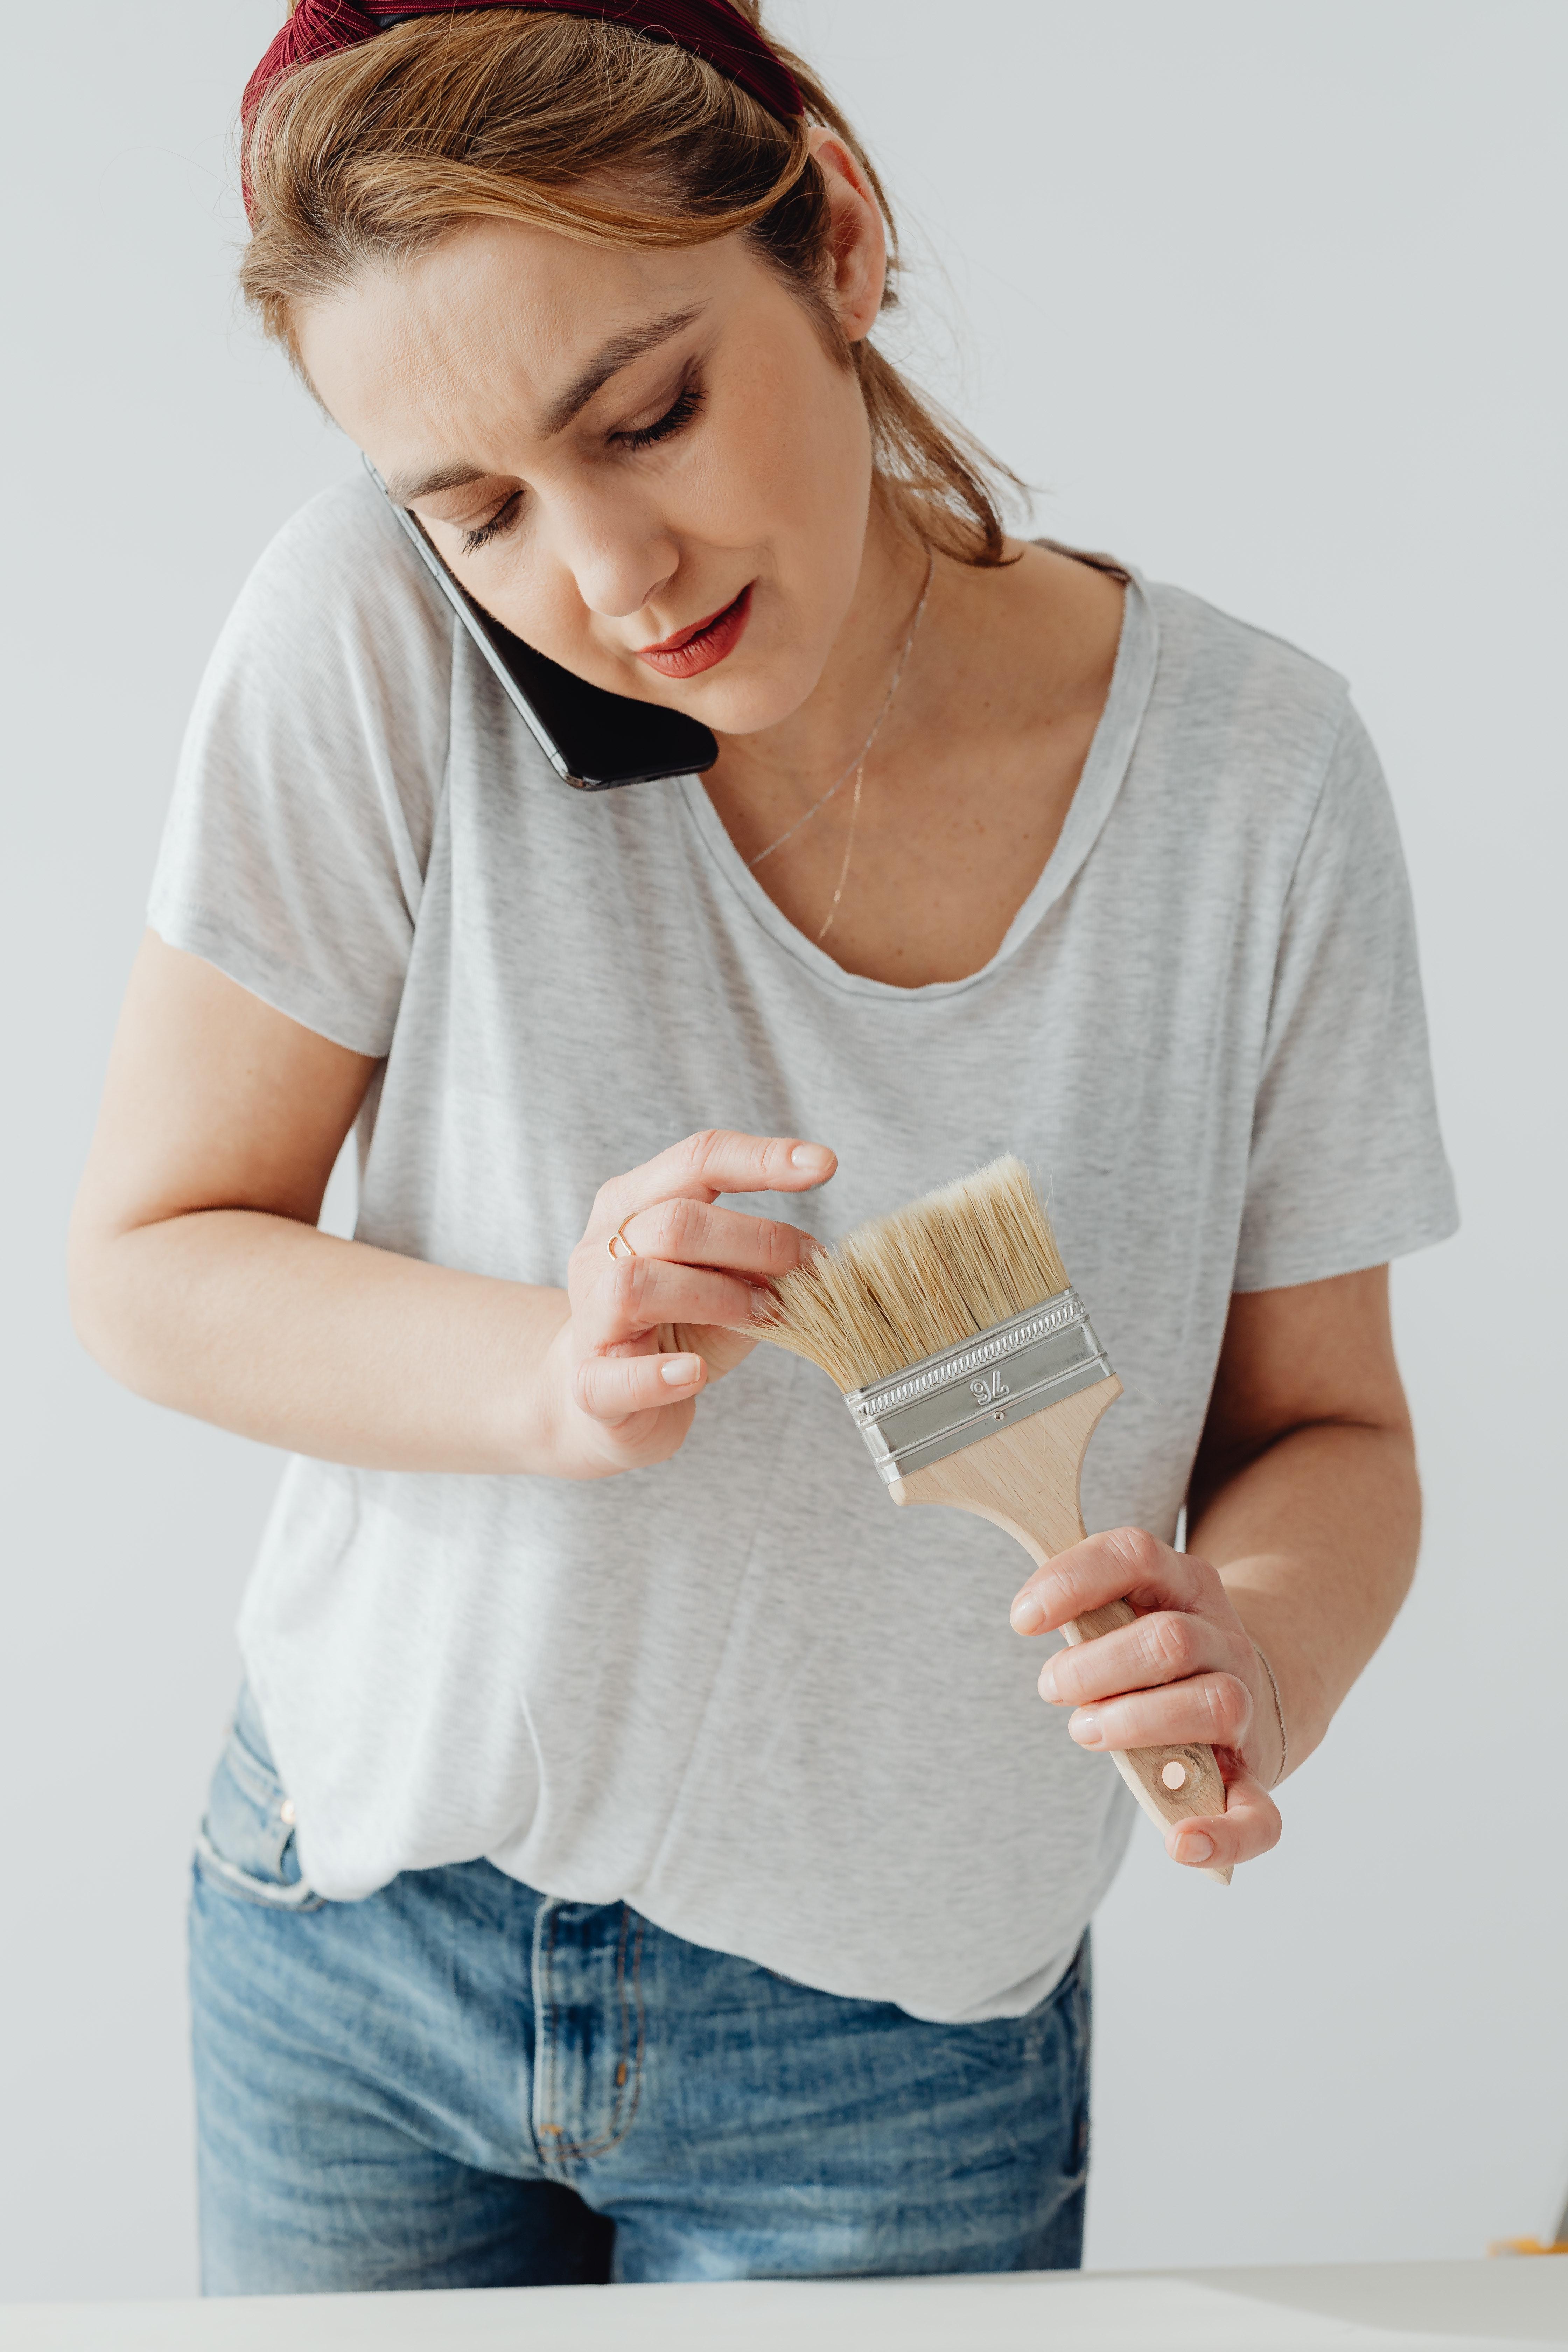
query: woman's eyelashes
[
  {"left": 461, "top": 490, "right": 524, "bottom": 555},
  {"left": 611, "top": 376, "right": 707, "bottom": 453},
  {"left": 455, "top": 378, "right": 707, "bottom": 554}
]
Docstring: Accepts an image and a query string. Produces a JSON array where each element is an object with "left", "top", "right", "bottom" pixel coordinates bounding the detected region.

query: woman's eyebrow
[
  {"left": 385, "top": 460, "right": 490, "bottom": 505},
  {"left": 384, "top": 304, "right": 707, "bottom": 505},
  {"left": 538, "top": 303, "right": 704, "bottom": 435}
]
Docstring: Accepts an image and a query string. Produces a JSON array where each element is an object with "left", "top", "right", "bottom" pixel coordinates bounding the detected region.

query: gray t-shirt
[{"left": 149, "top": 477, "right": 1457, "bottom": 2022}]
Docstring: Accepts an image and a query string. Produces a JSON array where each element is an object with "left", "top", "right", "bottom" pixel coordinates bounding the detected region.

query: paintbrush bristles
[{"left": 761, "top": 1156, "right": 1071, "bottom": 1394}]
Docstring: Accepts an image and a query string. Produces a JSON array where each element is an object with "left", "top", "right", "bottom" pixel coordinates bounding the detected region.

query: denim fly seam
[{"left": 533, "top": 1897, "right": 648, "bottom": 2163}]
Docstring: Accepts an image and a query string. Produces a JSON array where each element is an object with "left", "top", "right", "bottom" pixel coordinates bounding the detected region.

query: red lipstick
[{"left": 637, "top": 584, "right": 754, "bottom": 680}]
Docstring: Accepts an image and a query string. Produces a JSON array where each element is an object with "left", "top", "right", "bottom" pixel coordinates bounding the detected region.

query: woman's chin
[{"left": 649, "top": 654, "right": 826, "bottom": 740}]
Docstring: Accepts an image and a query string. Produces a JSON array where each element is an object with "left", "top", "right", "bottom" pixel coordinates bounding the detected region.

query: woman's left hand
[{"left": 1009, "top": 1531, "right": 1286, "bottom": 1873}]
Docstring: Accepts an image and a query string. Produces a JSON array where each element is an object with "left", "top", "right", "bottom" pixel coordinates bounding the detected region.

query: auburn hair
[{"left": 240, "top": 4, "right": 1019, "bottom": 565}]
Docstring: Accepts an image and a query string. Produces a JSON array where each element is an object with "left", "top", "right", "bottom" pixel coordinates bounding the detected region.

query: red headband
[{"left": 242, "top": 2, "right": 804, "bottom": 216}]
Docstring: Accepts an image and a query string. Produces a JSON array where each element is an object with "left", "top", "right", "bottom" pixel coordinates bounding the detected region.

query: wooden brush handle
[
  {"left": 891, "top": 1377, "right": 1231, "bottom": 1887},
  {"left": 1058, "top": 1598, "right": 1230, "bottom": 1883}
]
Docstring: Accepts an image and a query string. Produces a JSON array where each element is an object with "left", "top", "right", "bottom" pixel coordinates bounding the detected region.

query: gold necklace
[{"left": 748, "top": 554, "right": 935, "bottom": 943}]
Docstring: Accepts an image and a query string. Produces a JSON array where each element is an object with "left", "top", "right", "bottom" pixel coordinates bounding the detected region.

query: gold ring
[{"left": 607, "top": 1215, "right": 638, "bottom": 1264}]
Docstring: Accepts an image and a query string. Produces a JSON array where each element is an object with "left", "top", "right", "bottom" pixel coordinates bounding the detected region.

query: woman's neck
[
  {"left": 706, "top": 500, "right": 933, "bottom": 839},
  {"left": 700, "top": 516, "right": 1127, "bottom": 988}
]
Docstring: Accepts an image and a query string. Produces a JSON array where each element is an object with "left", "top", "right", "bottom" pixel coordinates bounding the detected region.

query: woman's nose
[{"left": 544, "top": 492, "right": 679, "bottom": 626}]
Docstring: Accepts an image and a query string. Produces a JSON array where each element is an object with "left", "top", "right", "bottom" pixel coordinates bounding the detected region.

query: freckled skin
[{"left": 296, "top": 140, "right": 1126, "bottom": 989}]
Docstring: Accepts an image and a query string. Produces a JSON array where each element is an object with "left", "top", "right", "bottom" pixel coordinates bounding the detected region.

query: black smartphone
[{"left": 366, "top": 460, "right": 718, "bottom": 791}]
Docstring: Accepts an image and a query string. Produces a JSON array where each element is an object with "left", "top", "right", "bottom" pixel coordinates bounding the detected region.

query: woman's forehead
[
  {"left": 303, "top": 219, "right": 749, "bottom": 405},
  {"left": 297, "top": 220, "right": 749, "bottom": 456}
]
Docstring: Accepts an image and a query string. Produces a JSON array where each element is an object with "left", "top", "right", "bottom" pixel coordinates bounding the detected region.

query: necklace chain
[{"left": 747, "top": 555, "right": 935, "bottom": 946}]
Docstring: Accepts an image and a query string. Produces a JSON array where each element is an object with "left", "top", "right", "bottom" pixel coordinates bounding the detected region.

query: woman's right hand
[{"left": 542, "top": 1129, "right": 836, "bottom": 1480}]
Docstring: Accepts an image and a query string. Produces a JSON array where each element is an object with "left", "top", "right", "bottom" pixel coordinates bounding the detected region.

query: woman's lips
[{"left": 637, "top": 584, "right": 754, "bottom": 680}]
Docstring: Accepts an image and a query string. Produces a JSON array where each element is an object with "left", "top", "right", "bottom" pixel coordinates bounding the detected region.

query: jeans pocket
[{"left": 194, "top": 1687, "right": 324, "bottom": 1912}]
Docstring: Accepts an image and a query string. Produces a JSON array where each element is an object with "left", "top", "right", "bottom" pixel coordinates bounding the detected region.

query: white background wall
[{"left": 2, "top": 0, "right": 1563, "bottom": 2305}]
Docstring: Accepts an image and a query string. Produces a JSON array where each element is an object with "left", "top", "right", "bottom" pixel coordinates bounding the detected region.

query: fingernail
[
  {"left": 790, "top": 1144, "right": 833, "bottom": 1172},
  {"left": 1037, "top": 1659, "right": 1059, "bottom": 1700},
  {"left": 660, "top": 1356, "right": 701, "bottom": 1386},
  {"left": 1070, "top": 1712, "right": 1101, "bottom": 1746},
  {"left": 1175, "top": 1831, "right": 1214, "bottom": 1864},
  {"left": 1011, "top": 1591, "right": 1046, "bottom": 1633}
]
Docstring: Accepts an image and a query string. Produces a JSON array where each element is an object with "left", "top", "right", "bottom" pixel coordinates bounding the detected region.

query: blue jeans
[{"left": 190, "top": 1689, "right": 1091, "bottom": 2295}]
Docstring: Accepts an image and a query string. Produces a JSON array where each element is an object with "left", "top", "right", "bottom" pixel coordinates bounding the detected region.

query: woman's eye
[
  {"left": 460, "top": 489, "right": 524, "bottom": 555},
  {"left": 451, "top": 383, "right": 704, "bottom": 552},
  {"left": 613, "top": 380, "right": 707, "bottom": 453}
]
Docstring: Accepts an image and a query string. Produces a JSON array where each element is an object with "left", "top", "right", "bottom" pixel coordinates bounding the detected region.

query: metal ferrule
[{"left": 844, "top": 1290, "right": 1114, "bottom": 1486}]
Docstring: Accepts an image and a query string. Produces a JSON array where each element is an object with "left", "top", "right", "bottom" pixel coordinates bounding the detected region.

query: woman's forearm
[
  {"left": 1009, "top": 1270, "right": 1419, "bottom": 1868},
  {"left": 1188, "top": 1417, "right": 1421, "bottom": 1776},
  {"left": 71, "top": 1209, "right": 570, "bottom": 1474},
  {"left": 70, "top": 942, "right": 829, "bottom": 1485}
]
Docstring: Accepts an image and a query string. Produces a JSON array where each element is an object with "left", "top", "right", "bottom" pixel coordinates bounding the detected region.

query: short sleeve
[
  {"left": 147, "top": 476, "right": 454, "bottom": 1056},
  {"left": 1233, "top": 704, "right": 1459, "bottom": 1290}
]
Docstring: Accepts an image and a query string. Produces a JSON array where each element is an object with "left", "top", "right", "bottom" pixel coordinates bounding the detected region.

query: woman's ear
[{"left": 807, "top": 128, "right": 888, "bottom": 343}]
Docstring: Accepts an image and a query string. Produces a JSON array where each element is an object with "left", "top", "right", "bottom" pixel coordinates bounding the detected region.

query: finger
[
  {"left": 573, "top": 1350, "right": 707, "bottom": 1425},
  {"left": 584, "top": 1253, "right": 765, "bottom": 1346},
  {"left": 1165, "top": 1768, "right": 1281, "bottom": 1872},
  {"left": 1009, "top": 1527, "right": 1211, "bottom": 1636},
  {"left": 592, "top": 1131, "right": 836, "bottom": 1231},
  {"left": 1038, "top": 1611, "right": 1241, "bottom": 1707},
  {"left": 1061, "top": 1670, "right": 1255, "bottom": 1760},
  {"left": 612, "top": 1198, "right": 821, "bottom": 1282}
]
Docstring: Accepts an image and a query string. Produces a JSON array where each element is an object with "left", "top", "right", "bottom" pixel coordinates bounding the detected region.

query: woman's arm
[
  {"left": 1006, "top": 1266, "right": 1420, "bottom": 1870},
  {"left": 1185, "top": 1269, "right": 1419, "bottom": 1776},
  {"left": 69, "top": 934, "right": 830, "bottom": 1477}
]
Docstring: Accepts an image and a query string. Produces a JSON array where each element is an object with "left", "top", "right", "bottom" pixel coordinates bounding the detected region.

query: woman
[{"left": 69, "top": 0, "right": 1456, "bottom": 2299}]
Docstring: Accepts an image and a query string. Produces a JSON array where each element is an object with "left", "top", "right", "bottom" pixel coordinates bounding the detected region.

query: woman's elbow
[{"left": 66, "top": 1201, "right": 158, "bottom": 1393}]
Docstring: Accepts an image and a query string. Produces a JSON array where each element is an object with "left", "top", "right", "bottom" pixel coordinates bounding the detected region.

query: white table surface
[{"left": 2, "top": 2261, "right": 1564, "bottom": 2351}]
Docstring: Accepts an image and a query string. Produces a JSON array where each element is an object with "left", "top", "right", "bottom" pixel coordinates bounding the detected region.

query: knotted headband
[{"left": 242, "top": 2, "right": 805, "bottom": 215}]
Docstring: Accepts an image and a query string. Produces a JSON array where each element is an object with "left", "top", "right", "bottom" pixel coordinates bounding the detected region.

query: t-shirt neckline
[{"left": 675, "top": 567, "right": 1158, "bottom": 1003}]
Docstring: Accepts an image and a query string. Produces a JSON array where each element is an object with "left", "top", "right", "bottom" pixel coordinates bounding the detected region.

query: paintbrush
[{"left": 760, "top": 1156, "right": 1231, "bottom": 1885}]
